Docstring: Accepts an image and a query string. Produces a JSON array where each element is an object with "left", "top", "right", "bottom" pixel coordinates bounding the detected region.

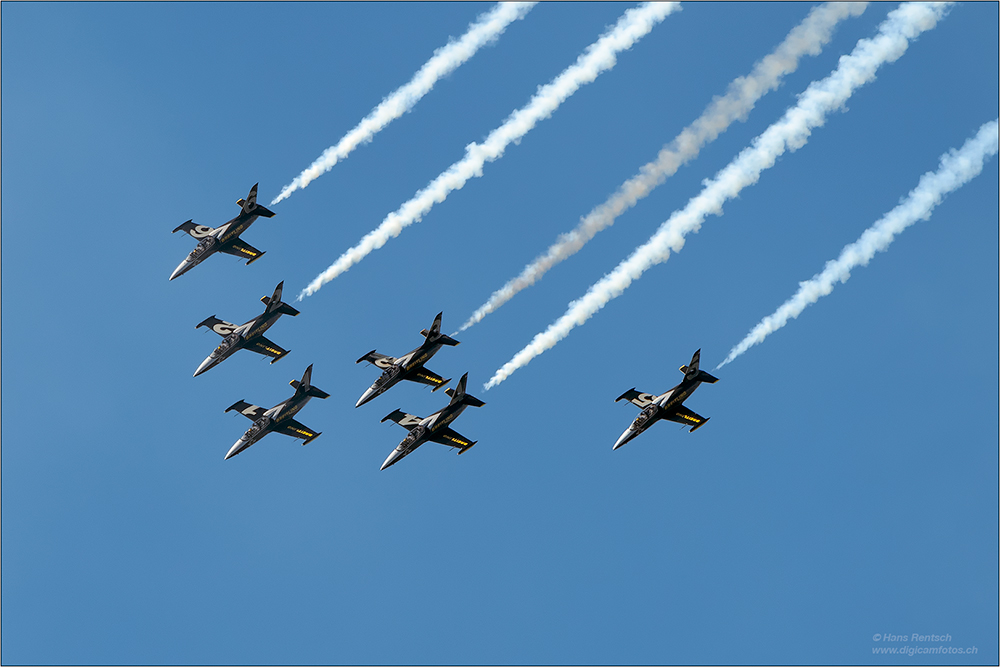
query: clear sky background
[{"left": 2, "top": 3, "right": 997, "bottom": 665}]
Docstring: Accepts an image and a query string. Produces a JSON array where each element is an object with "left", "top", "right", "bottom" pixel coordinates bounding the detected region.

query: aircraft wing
[
  {"left": 356, "top": 350, "right": 396, "bottom": 368},
  {"left": 410, "top": 366, "right": 450, "bottom": 390},
  {"left": 275, "top": 419, "right": 321, "bottom": 443},
  {"left": 615, "top": 388, "right": 658, "bottom": 409},
  {"left": 226, "top": 400, "right": 266, "bottom": 420},
  {"left": 663, "top": 404, "right": 708, "bottom": 431},
  {"left": 429, "top": 427, "right": 477, "bottom": 453},
  {"left": 172, "top": 220, "right": 217, "bottom": 239},
  {"left": 197, "top": 316, "right": 239, "bottom": 337},
  {"left": 219, "top": 239, "right": 265, "bottom": 264},
  {"left": 380, "top": 409, "right": 423, "bottom": 430},
  {"left": 246, "top": 336, "right": 289, "bottom": 362}
]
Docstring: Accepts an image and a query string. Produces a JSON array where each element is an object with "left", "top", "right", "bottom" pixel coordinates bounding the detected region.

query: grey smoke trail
[
  {"left": 299, "top": 2, "right": 681, "bottom": 299},
  {"left": 271, "top": 2, "right": 537, "bottom": 205},
  {"left": 485, "top": 2, "right": 950, "bottom": 390},
  {"left": 716, "top": 119, "right": 999, "bottom": 369},
  {"left": 459, "top": 2, "right": 868, "bottom": 333}
]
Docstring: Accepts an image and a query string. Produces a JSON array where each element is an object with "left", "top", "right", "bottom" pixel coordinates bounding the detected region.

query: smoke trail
[
  {"left": 459, "top": 2, "right": 868, "bottom": 333},
  {"left": 298, "top": 2, "right": 681, "bottom": 299},
  {"left": 485, "top": 2, "right": 950, "bottom": 390},
  {"left": 271, "top": 2, "right": 537, "bottom": 205},
  {"left": 716, "top": 119, "right": 998, "bottom": 369}
]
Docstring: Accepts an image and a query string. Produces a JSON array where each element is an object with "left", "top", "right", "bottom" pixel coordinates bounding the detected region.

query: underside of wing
[
  {"left": 173, "top": 220, "right": 217, "bottom": 239},
  {"left": 356, "top": 350, "right": 396, "bottom": 368},
  {"left": 275, "top": 419, "right": 321, "bottom": 443},
  {"left": 226, "top": 400, "right": 266, "bottom": 420},
  {"left": 663, "top": 404, "right": 709, "bottom": 431},
  {"left": 410, "top": 366, "right": 450, "bottom": 390},
  {"left": 615, "top": 388, "right": 658, "bottom": 409},
  {"left": 429, "top": 427, "right": 477, "bottom": 454},
  {"left": 380, "top": 409, "right": 423, "bottom": 430},
  {"left": 220, "top": 238, "right": 265, "bottom": 265},
  {"left": 247, "top": 335, "right": 290, "bottom": 362}
]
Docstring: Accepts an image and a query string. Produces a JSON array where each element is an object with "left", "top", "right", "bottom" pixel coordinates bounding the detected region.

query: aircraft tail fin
[
  {"left": 289, "top": 364, "right": 330, "bottom": 399},
  {"left": 261, "top": 281, "right": 301, "bottom": 316},
  {"left": 420, "top": 312, "right": 460, "bottom": 346},
  {"left": 238, "top": 183, "right": 276, "bottom": 218},
  {"left": 679, "top": 348, "right": 702, "bottom": 380},
  {"left": 444, "top": 373, "right": 486, "bottom": 408}
]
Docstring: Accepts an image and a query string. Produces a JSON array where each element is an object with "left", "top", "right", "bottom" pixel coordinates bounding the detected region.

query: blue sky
[{"left": 2, "top": 3, "right": 997, "bottom": 665}]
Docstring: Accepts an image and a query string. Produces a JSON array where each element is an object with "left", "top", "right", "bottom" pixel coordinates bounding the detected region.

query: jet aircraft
[
  {"left": 223, "top": 364, "right": 329, "bottom": 460},
  {"left": 355, "top": 312, "right": 459, "bottom": 408},
  {"left": 613, "top": 349, "right": 719, "bottom": 450},
  {"left": 194, "top": 281, "right": 299, "bottom": 377},
  {"left": 169, "top": 183, "right": 275, "bottom": 280},
  {"left": 378, "top": 373, "right": 484, "bottom": 470}
]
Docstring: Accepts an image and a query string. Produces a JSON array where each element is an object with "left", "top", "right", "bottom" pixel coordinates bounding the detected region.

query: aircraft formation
[{"left": 170, "top": 184, "right": 717, "bottom": 468}]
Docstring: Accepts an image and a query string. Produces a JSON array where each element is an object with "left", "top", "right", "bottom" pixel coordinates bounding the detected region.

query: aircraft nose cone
[
  {"left": 225, "top": 439, "right": 246, "bottom": 460},
  {"left": 355, "top": 387, "right": 377, "bottom": 408},
  {"left": 613, "top": 426, "right": 634, "bottom": 451},
  {"left": 380, "top": 448, "right": 403, "bottom": 471},
  {"left": 169, "top": 259, "right": 190, "bottom": 281},
  {"left": 194, "top": 356, "right": 215, "bottom": 377}
]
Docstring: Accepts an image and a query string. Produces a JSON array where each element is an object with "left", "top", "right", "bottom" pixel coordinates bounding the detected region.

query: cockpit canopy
[
  {"left": 243, "top": 417, "right": 269, "bottom": 439},
  {"left": 402, "top": 425, "right": 425, "bottom": 446},
  {"left": 374, "top": 364, "right": 401, "bottom": 387},
  {"left": 635, "top": 406, "right": 656, "bottom": 427},
  {"left": 190, "top": 237, "right": 215, "bottom": 257},
  {"left": 212, "top": 332, "right": 241, "bottom": 358}
]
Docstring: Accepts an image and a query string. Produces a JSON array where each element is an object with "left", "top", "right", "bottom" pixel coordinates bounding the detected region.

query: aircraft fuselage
[
  {"left": 357, "top": 340, "right": 446, "bottom": 407},
  {"left": 381, "top": 401, "right": 468, "bottom": 470},
  {"left": 614, "top": 375, "right": 707, "bottom": 450},
  {"left": 170, "top": 210, "right": 263, "bottom": 280},
  {"left": 194, "top": 309, "right": 283, "bottom": 376},
  {"left": 225, "top": 390, "right": 316, "bottom": 460}
]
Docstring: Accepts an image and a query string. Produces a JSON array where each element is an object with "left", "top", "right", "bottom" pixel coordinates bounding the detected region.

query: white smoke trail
[
  {"left": 459, "top": 2, "right": 868, "bottom": 333},
  {"left": 716, "top": 119, "right": 999, "bottom": 369},
  {"left": 298, "top": 2, "right": 681, "bottom": 299},
  {"left": 485, "top": 2, "right": 950, "bottom": 390},
  {"left": 271, "top": 2, "right": 537, "bottom": 205}
]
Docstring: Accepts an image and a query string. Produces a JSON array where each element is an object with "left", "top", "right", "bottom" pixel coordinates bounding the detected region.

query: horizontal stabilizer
[
  {"left": 306, "top": 386, "right": 330, "bottom": 399},
  {"left": 697, "top": 370, "right": 720, "bottom": 384},
  {"left": 262, "top": 282, "right": 300, "bottom": 317},
  {"left": 444, "top": 386, "right": 486, "bottom": 408}
]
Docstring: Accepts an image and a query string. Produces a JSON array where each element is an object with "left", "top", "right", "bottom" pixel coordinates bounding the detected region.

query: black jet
[
  {"left": 378, "top": 373, "right": 485, "bottom": 470},
  {"left": 223, "top": 364, "right": 329, "bottom": 460},
  {"left": 169, "top": 183, "right": 275, "bottom": 280},
  {"left": 355, "top": 312, "right": 459, "bottom": 408},
  {"left": 193, "top": 281, "right": 300, "bottom": 377},
  {"left": 613, "top": 349, "right": 719, "bottom": 450}
]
